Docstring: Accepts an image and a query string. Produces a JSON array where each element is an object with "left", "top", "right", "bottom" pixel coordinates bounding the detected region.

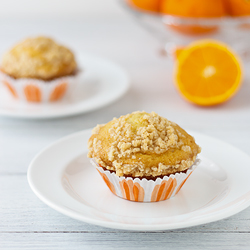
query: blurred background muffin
[{"left": 0, "top": 36, "right": 78, "bottom": 103}]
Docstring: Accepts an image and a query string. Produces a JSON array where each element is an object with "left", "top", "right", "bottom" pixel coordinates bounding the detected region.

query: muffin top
[
  {"left": 1, "top": 36, "right": 77, "bottom": 80},
  {"left": 88, "top": 111, "right": 201, "bottom": 178}
]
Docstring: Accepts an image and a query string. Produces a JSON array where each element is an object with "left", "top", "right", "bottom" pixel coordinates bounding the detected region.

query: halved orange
[{"left": 174, "top": 40, "right": 242, "bottom": 106}]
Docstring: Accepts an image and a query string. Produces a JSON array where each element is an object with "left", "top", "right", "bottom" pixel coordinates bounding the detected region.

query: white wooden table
[{"left": 1, "top": 16, "right": 250, "bottom": 249}]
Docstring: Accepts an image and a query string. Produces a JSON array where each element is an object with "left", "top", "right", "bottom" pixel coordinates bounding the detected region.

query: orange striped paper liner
[
  {"left": 151, "top": 178, "right": 177, "bottom": 202},
  {"left": 49, "top": 82, "right": 68, "bottom": 101},
  {"left": 24, "top": 85, "right": 42, "bottom": 102},
  {"left": 3, "top": 81, "right": 18, "bottom": 98},
  {"left": 0, "top": 70, "right": 78, "bottom": 103},
  {"left": 119, "top": 179, "right": 145, "bottom": 202},
  {"left": 92, "top": 159, "right": 200, "bottom": 203},
  {"left": 97, "top": 169, "right": 116, "bottom": 195},
  {"left": 175, "top": 171, "right": 193, "bottom": 195}
]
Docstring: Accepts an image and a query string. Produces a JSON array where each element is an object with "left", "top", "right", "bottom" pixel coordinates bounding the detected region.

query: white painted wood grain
[
  {"left": 0, "top": 17, "right": 250, "bottom": 249},
  {"left": 0, "top": 0, "right": 127, "bottom": 19},
  {"left": 1, "top": 232, "right": 250, "bottom": 250},
  {"left": 1, "top": 176, "right": 250, "bottom": 233}
]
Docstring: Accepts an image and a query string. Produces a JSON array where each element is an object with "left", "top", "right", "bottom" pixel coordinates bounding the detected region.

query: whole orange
[
  {"left": 127, "top": 0, "right": 162, "bottom": 12},
  {"left": 226, "top": 0, "right": 250, "bottom": 16},
  {"left": 161, "top": 0, "right": 226, "bottom": 17}
]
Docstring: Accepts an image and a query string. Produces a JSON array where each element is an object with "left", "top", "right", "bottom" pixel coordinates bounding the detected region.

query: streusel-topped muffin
[
  {"left": 88, "top": 111, "right": 201, "bottom": 178},
  {"left": 1, "top": 36, "right": 77, "bottom": 80},
  {"left": 88, "top": 111, "right": 201, "bottom": 202}
]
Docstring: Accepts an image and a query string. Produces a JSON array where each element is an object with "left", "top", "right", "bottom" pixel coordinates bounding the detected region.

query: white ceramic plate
[
  {"left": 28, "top": 129, "right": 250, "bottom": 231},
  {"left": 0, "top": 55, "right": 129, "bottom": 119}
]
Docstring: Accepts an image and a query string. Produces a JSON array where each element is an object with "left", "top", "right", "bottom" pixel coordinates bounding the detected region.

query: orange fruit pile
[
  {"left": 174, "top": 40, "right": 242, "bottom": 106},
  {"left": 127, "top": 0, "right": 250, "bottom": 35},
  {"left": 128, "top": 0, "right": 250, "bottom": 16},
  {"left": 161, "top": 0, "right": 226, "bottom": 17}
]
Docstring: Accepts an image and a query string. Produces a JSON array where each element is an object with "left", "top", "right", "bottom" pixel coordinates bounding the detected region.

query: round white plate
[
  {"left": 0, "top": 55, "right": 129, "bottom": 119},
  {"left": 28, "top": 129, "right": 250, "bottom": 231}
]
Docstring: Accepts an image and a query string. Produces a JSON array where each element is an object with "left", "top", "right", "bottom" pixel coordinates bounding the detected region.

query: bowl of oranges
[{"left": 121, "top": 0, "right": 250, "bottom": 58}]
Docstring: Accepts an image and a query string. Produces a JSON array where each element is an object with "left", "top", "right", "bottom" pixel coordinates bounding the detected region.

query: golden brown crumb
[
  {"left": 1, "top": 36, "right": 77, "bottom": 80},
  {"left": 88, "top": 111, "right": 201, "bottom": 178}
]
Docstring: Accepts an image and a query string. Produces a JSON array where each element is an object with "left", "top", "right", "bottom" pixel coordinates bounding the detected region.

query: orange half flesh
[{"left": 174, "top": 40, "right": 242, "bottom": 106}]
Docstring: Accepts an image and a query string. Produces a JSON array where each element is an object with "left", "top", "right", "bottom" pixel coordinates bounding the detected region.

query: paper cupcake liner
[
  {"left": 90, "top": 158, "right": 200, "bottom": 202},
  {"left": 0, "top": 71, "right": 79, "bottom": 103}
]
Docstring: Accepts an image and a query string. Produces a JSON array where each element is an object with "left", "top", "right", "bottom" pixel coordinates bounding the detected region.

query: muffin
[
  {"left": 88, "top": 111, "right": 201, "bottom": 202},
  {"left": 0, "top": 36, "right": 78, "bottom": 102}
]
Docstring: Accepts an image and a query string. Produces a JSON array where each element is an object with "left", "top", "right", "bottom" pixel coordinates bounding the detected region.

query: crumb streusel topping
[
  {"left": 88, "top": 111, "right": 201, "bottom": 177},
  {"left": 1, "top": 36, "right": 77, "bottom": 80}
]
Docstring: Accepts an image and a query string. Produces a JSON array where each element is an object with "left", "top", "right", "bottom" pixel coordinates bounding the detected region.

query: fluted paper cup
[
  {"left": 0, "top": 70, "right": 79, "bottom": 103},
  {"left": 90, "top": 158, "right": 200, "bottom": 202}
]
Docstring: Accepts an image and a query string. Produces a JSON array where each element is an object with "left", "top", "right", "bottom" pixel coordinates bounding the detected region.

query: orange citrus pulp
[{"left": 174, "top": 40, "right": 242, "bottom": 106}]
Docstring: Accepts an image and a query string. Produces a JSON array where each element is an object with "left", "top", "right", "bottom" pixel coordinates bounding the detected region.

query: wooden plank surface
[
  {"left": 1, "top": 175, "right": 250, "bottom": 233},
  {"left": 1, "top": 17, "right": 250, "bottom": 249},
  {"left": 1, "top": 232, "right": 250, "bottom": 250}
]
